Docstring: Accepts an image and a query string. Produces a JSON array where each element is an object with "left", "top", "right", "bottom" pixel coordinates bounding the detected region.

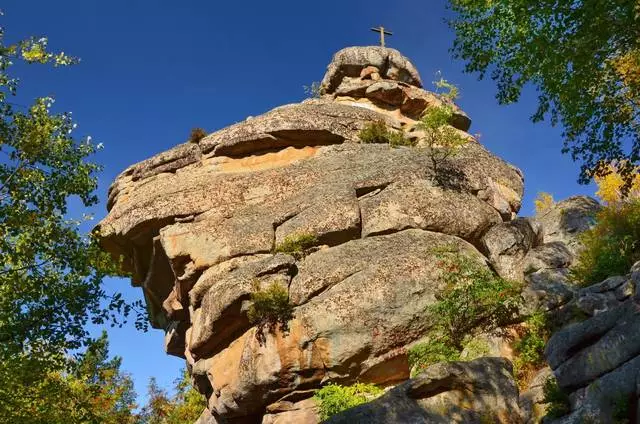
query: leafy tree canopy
[
  {"left": 449, "top": 0, "right": 640, "bottom": 188},
  {"left": 0, "top": 18, "right": 141, "bottom": 369},
  {"left": 138, "top": 370, "right": 207, "bottom": 424},
  {"left": 0, "top": 331, "right": 138, "bottom": 424}
]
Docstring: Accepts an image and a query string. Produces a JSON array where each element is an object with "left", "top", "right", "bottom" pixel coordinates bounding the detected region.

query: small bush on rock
[
  {"left": 543, "top": 376, "right": 570, "bottom": 418},
  {"left": 612, "top": 392, "right": 631, "bottom": 424},
  {"left": 313, "top": 382, "right": 383, "bottom": 420},
  {"left": 274, "top": 233, "right": 318, "bottom": 259},
  {"left": 359, "top": 120, "right": 414, "bottom": 147},
  {"left": 408, "top": 340, "right": 460, "bottom": 377},
  {"left": 571, "top": 199, "right": 640, "bottom": 286},
  {"left": 247, "top": 280, "right": 293, "bottom": 342},
  {"left": 427, "top": 250, "right": 522, "bottom": 350},
  {"left": 303, "top": 81, "right": 322, "bottom": 98},
  {"left": 189, "top": 127, "right": 206, "bottom": 143},
  {"left": 534, "top": 192, "right": 555, "bottom": 214},
  {"left": 513, "top": 311, "right": 550, "bottom": 388}
]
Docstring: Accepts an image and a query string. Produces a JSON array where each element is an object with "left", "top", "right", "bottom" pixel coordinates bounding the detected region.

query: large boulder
[
  {"left": 97, "top": 45, "right": 526, "bottom": 423},
  {"left": 536, "top": 196, "right": 600, "bottom": 256},
  {"left": 198, "top": 230, "right": 491, "bottom": 418},
  {"left": 320, "top": 46, "right": 422, "bottom": 94},
  {"left": 480, "top": 217, "right": 542, "bottom": 281},
  {"left": 325, "top": 357, "right": 522, "bottom": 424}
]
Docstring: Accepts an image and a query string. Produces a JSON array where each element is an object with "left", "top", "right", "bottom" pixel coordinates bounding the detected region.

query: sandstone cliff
[{"left": 98, "top": 46, "right": 639, "bottom": 423}]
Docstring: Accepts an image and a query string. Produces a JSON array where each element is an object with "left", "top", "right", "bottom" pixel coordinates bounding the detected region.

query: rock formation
[{"left": 98, "top": 45, "right": 636, "bottom": 423}]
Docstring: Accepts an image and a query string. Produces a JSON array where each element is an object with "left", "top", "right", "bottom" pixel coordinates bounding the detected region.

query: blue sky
[{"left": 4, "top": 0, "right": 595, "bottom": 405}]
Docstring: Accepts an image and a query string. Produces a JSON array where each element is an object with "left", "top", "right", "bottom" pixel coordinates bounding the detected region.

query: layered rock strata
[{"left": 98, "top": 46, "right": 527, "bottom": 423}]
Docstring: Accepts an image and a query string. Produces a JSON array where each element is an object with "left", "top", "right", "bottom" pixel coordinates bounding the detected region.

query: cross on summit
[{"left": 371, "top": 26, "right": 392, "bottom": 47}]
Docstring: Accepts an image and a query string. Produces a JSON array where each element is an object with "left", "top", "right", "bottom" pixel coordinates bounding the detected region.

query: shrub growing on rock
[
  {"left": 571, "top": 199, "right": 640, "bottom": 286},
  {"left": 534, "top": 192, "right": 555, "bottom": 214},
  {"left": 303, "top": 81, "right": 322, "bottom": 98},
  {"left": 417, "top": 78, "right": 470, "bottom": 183},
  {"left": 358, "top": 120, "right": 414, "bottom": 147},
  {"left": 513, "top": 311, "right": 551, "bottom": 388},
  {"left": 408, "top": 340, "right": 460, "bottom": 377},
  {"left": 274, "top": 233, "right": 318, "bottom": 259},
  {"left": 189, "top": 127, "right": 206, "bottom": 143},
  {"left": 427, "top": 251, "right": 522, "bottom": 350},
  {"left": 543, "top": 376, "right": 570, "bottom": 418},
  {"left": 313, "top": 382, "right": 383, "bottom": 420},
  {"left": 247, "top": 280, "right": 293, "bottom": 342}
]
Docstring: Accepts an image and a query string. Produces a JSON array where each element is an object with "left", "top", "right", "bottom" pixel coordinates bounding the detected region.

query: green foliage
[
  {"left": 428, "top": 250, "right": 522, "bottom": 350},
  {"left": 358, "top": 120, "right": 414, "bottom": 147},
  {"left": 0, "top": 21, "right": 145, "bottom": 423},
  {"left": 612, "top": 392, "right": 631, "bottom": 424},
  {"left": 189, "top": 127, "right": 206, "bottom": 143},
  {"left": 138, "top": 369, "right": 207, "bottom": 424},
  {"left": 543, "top": 377, "right": 570, "bottom": 419},
  {"left": 274, "top": 232, "right": 318, "bottom": 259},
  {"left": 303, "top": 81, "right": 323, "bottom": 98},
  {"left": 0, "top": 332, "right": 137, "bottom": 424},
  {"left": 416, "top": 77, "right": 469, "bottom": 183},
  {"left": 0, "top": 19, "right": 141, "bottom": 380},
  {"left": 449, "top": 0, "right": 640, "bottom": 188},
  {"left": 570, "top": 199, "right": 640, "bottom": 285},
  {"left": 513, "top": 312, "right": 550, "bottom": 387},
  {"left": 461, "top": 337, "right": 491, "bottom": 361},
  {"left": 247, "top": 280, "right": 294, "bottom": 342},
  {"left": 408, "top": 340, "right": 460, "bottom": 377},
  {"left": 433, "top": 75, "right": 460, "bottom": 101},
  {"left": 313, "top": 382, "right": 383, "bottom": 420}
]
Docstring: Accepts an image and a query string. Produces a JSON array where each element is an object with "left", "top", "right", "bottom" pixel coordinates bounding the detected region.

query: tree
[
  {"left": 0, "top": 17, "right": 144, "bottom": 423},
  {"left": 449, "top": 0, "right": 640, "bottom": 189},
  {"left": 139, "top": 370, "right": 207, "bottom": 424},
  {"left": 0, "top": 21, "right": 140, "bottom": 366},
  {"left": 416, "top": 76, "right": 470, "bottom": 183},
  {"left": 0, "top": 332, "right": 137, "bottom": 424}
]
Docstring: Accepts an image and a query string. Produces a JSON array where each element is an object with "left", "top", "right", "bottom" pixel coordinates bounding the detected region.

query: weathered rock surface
[
  {"left": 326, "top": 357, "right": 522, "bottom": 423},
  {"left": 320, "top": 46, "right": 422, "bottom": 94},
  {"left": 481, "top": 218, "right": 542, "bottom": 281},
  {"left": 96, "top": 46, "right": 528, "bottom": 423},
  {"left": 544, "top": 262, "right": 640, "bottom": 423},
  {"left": 536, "top": 196, "right": 600, "bottom": 257}
]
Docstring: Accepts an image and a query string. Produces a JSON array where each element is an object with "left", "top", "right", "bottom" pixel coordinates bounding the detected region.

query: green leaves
[
  {"left": 0, "top": 332, "right": 138, "bottom": 424},
  {"left": 313, "top": 383, "right": 383, "bottom": 420},
  {"left": 570, "top": 198, "right": 640, "bottom": 285},
  {"left": 138, "top": 369, "right": 207, "bottom": 424},
  {"left": 0, "top": 18, "right": 142, "bottom": 407},
  {"left": 449, "top": 0, "right": 640, "bottom": 188},
  {"left": 428, "top": 250, "right": 522, "bottom": 349}
]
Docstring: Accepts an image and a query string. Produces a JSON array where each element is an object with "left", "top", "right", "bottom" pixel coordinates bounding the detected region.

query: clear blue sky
[{"left": 4, "top": 0, "right": 595, "bottom": 405}]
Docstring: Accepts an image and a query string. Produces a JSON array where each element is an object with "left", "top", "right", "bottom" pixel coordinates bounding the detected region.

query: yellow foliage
[
  {"left": 21, "top": 43, "right": 47, "bottom": 63},
  {"left": 611, "top": 49, "right": 640, "bottom": 98},
  {"left": 594, "top": 164, "right": 640, "bottom": 204},
  {"left": 534, "top": 192, "right": 555, "bottom": 214}
]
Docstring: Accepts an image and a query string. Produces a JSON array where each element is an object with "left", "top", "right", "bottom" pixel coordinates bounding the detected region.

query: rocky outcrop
[
  {"left": 543, "top": 261, "right": 640, "bottom": 423},
  {"left": 97, "top": 46, "right": 530, "bottom": 423},
  {"left": 535, "top": 196, "right": 600, "bottom": 257}
]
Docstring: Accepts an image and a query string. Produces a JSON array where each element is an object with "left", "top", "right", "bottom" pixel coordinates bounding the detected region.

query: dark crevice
[
  {"left": 355, "top": 182, "right": 391, "bottom": 199},
  {"left": 565, "top": 331, "right": 608, "bottom": 360},
  {"left": 214, "top": 130, "right": 345, "bottom": 158},
  {"left": 272, "top": 210, "right": 301, "bottom": 231},
  {"left": 294, "top": 269, "right": 364, "bottom": 308}
]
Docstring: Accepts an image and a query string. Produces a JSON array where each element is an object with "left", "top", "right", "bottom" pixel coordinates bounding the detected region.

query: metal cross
[{"left": 371, "top": 26, "right": 393, "bottom": 47}]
